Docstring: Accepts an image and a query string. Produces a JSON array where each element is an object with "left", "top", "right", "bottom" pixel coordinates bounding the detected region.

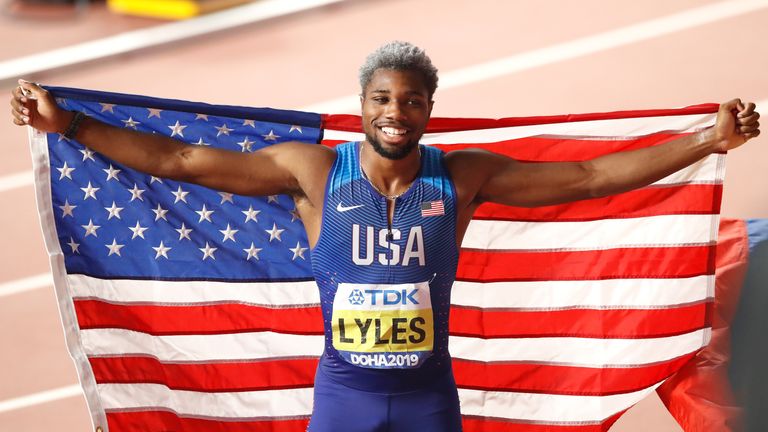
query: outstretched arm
[
  {"left": 449, "top": 99, "right": 760, "bottom": 208},
  {"left": 9, "top": 80, "right": 333, "bottom": 198}
]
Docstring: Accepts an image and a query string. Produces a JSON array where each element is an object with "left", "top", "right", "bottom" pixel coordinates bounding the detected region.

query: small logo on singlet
[
  {"left": 336, "top": 202, "right": 365, "bottom": 212},
  {"left": 348, "top": 289, "right": 365, "bottom": 305}
]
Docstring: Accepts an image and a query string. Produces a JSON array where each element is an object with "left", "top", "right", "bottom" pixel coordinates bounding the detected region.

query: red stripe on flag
[
  {"left": 106, "top": 411, "right": 309, "bottom": 432},
  {"left": 457, "top": 246, "right": 716, "bottom": 281},
  {"left": 473, "top": 184, "right": 721, "bottom": 222},
  {"left": 460, "top": 410, "right": 626, "bottom": 432},
  {"left": 74, "top": 300, "right": 324, "bottom": 335},
  {"left": 450, "top": 302, "right": 711, "bottom": 339},
  {"left": 454, "top": 353, "right": 696, "bottom": 396},
  {"left": 90, "top": 356, "right": 318, "bottom": 392}
]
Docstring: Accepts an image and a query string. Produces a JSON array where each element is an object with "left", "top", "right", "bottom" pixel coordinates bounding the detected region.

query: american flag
[
  {"left": 31, "top": 86, "right": 722, "bottom": 431},
  {"left": 421, "top": 200, "right": 445, "bottom": 217}
]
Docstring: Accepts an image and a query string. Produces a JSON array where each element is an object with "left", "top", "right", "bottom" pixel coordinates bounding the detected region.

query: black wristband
[{"left": 63, "top": 111, "right": 87, "bottom": 140}]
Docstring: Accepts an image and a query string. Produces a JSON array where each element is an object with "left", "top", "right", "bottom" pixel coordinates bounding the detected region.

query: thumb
[{"left": 17, "top": 79, "right": 45, "bottom": 100}]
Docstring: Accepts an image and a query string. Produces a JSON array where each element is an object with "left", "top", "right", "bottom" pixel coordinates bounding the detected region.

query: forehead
[{"left": 364, "top": 69, "right": 429, "bottom": 96}]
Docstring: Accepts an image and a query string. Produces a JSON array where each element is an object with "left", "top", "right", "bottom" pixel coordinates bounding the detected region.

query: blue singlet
[{"left": 308, "top": 142, "right": 461, "bottom": 431}]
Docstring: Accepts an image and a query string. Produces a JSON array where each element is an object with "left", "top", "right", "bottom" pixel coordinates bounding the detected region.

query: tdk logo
[
  {"left": 348, "top": 289, "right": 365, "bottom": 305},
  {"left": 364, "top": 289, "right": 419, "bottom": 306}
]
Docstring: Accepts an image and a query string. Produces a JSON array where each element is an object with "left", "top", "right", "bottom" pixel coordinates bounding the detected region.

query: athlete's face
[{"left": 361, "top": 69, "right": 433, "bottom": 160}]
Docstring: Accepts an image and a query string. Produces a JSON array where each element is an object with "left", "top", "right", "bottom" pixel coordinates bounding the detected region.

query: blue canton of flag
[{"left": 46, "top": 87, "right": 322, "bottom": 281}]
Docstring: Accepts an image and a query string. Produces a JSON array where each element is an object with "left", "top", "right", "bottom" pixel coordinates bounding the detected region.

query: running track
[{"left": 1, "top": 1, "right": 766, "bottom": 430}]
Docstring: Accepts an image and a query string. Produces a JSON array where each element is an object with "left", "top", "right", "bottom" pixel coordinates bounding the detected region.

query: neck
[{"left": 359, "top": 141, "right": 421, "bottom": 199}]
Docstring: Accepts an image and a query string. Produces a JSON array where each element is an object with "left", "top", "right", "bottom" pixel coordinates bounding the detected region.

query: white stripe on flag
[
  {"left": 68, "top": 274, "right": 319, "bottom": 306},
  {"left": 322, "top": 112, "right": 715, "bottom": 144},
  {"left": 462, "top": 214, "right": 717, "bottom": 250},
  {"left": 449, "top": 328, "right": 710, "bottom": 366},
  {"left": 457, "top": 382, "right": 662, "bottom": 423},
  {"left": 81, "top": 328, "right": 324, "bottom": 361},
  {"left": 452, "top": 276, "right": 713, "bottom": 309},
  {"left": 98, "top": 383, "right": 313, "bottom": 418}
]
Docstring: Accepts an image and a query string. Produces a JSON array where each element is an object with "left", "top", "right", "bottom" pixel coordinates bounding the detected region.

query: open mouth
[{"left": 377, "top": 125, "right": 410, "bottom": 144}]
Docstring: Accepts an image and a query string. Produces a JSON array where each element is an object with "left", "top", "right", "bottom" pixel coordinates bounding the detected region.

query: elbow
[{"left": 580, "top": 161, "right": 611, "bottom": 199}]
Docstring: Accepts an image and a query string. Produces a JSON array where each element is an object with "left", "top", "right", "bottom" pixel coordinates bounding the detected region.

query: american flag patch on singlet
[{"left": 421, "top": 200, "right": 445, "bottom": 217}]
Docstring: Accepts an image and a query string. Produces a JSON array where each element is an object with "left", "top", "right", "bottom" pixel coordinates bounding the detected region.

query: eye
[
  {"left": 408, "top": 99, "right": 422, "bottom": 106},
  {"left": 372, "top": 96, "right": 388, "bottom": 104}
]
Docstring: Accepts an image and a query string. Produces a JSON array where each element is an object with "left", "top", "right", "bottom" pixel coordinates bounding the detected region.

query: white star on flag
[
  {"left": 196, "top": 204, "right": 214, "bottom": 223},
  {"left": 57, "top": 134, "right": 70, "bottom": 143},
  {"left": 290, "top": 208, "right": 301, "bottom": 222},
  {"left": 66, "top": 237, "right": 80, "bottom": 254},
  {"left": 195, "top": 114, "right": 209, "bottom": 121},
  {"left": 243, "top": 119, "right": 256, "bottom": 128},
  {"left": 122, "top": 117, "right": 141, "bottom": 129},
  {"left": 81, "top": 182, "right": 100, "bottom": 200},
  {"left": 243, "top": 242, "right": 262, "bottom": 261},
  {"left": 99, "top": 103, "right": 115, "bottom": 113},
  {"left": 59, "top": 200, "right": 76, "bottom": 217},
  {"left": 57, "top": 161, "right": 75, "bottom": 180},
  {"left": 150, "top": 176, "right": 163, "bottom": 184},
  {"left": 152, "top": 204, "right": 168, "bottom": 221},
  {"left": 129, "top": 221, "right": 148, "bottom": 239},
  {"left": 289, "top": 125, "right": 303, "bottom": 134},
  {"left": 128, "top": 184, "right": 146, "bottom": 202},
  {"left": 215, "top": 123, "right": 233, "bottom": 136},
  {"left": 265, "top": 223, "right": 284, "bottom": 242},
  {"left": 237, "top": 137, "right": 254, "bottom": 152},
  {"left": 289, "top": 242, "right": 308, "bottom": 261},
  {"left": 82, "top": 219, "right": 100, "bottom": 237},
  {"left": 262, "top": 130, "right": 280, "bottom": 141},
  {"left": 219, "top": 192, "right": 234, "bottom": 204},
  {"left": 219, "top": 224, "right": 238, "bottom": 242},
  {"left": 199, "top": 242, "right": 217, "bottom": 260},
  {"left": 193, "top": 138, "right": 210, "bottom": 146},
  {"left": 106, "top": 239, "right": 125, "bottom": 256},
  {"left": 147, "top": 108, "right": 163, "bottom": 118},
  {"left": 104, "top": 202, "right": 124, "bottom": 220},
  {"left": 267, "top": 195, "right": 279, "bottom": 204},
  {"left": 172, "top": 185, "right": 189, "bottom": 203},
  {"left": 175, "top": 223, "right": 192, "bottom": 241},
  {"left": 168, "top": 121, "right": 188, "bottom": 138},
  {"left": 103, "top": 164, "right": 121, "bottom": 181},
  {"left": 80, "top": 148, "right": 96, "bottom": 162},
  {"left": 153, "top": 241, "right": 171, "bottom": 259},
  {"left": 242, "top": 206, "right": 260, "bottom": 223}
]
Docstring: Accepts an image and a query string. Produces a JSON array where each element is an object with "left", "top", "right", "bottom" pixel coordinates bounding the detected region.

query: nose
[{"left": 384, "top": 100, "right": 407, "bottom": 121}]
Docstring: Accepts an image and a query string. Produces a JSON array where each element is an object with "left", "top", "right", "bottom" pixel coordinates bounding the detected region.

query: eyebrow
[{"left": 369, "top": 89, "right": 426, "bottom": 97}]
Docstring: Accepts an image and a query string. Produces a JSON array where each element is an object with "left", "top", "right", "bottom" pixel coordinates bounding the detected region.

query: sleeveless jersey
[{"left": 311, "top": 142, "right": 459, "bottom": 393}]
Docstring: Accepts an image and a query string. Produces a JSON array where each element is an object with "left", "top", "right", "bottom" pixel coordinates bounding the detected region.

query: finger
[
  {"left": 739, "top": 122, "right": 759, "bottom": 134},
  {"left": 743, "top": 130, "right": 760, "bottom": 140},
  {"left": 737, "top": 102, "right": 756, "bottom": 117},
  {"left": 737, "top": 112, "right": 760, "bottom": 125},
  {"left": 10, "top": 107, "right": 28, "bottom": 124},
  {"left": 12, "top": 118, "right": 25, "bottom": 126},
  {"left": 9, "top": 97, "right": 30, "bottom": 115}
]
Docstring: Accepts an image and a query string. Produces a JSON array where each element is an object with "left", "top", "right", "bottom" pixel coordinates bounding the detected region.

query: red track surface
[{"left": 1, "top": 1, "right": 766, "bottom": 430}]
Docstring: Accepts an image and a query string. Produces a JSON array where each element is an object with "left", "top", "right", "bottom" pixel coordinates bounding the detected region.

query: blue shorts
[{"left": 307, "top": 367, "right": 463, "bottom": 432}]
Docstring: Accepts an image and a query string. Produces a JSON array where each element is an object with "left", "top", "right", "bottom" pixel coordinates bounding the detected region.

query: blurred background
[{"left": 0, "top": 0, "right": 766, "bottom": 430}]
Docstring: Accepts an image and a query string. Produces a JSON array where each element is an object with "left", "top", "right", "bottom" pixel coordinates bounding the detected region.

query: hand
[
  {"left": 9, "top": 79, "right": 72, "bottom": 133},
  {"left": 713, "top": 99, "right": 760, "bottom": 151}
]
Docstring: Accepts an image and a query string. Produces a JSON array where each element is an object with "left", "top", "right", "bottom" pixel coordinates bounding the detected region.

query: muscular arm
[
  {"left": 10, "top": 81, "right": 334, "bottom": 199},
  {"left": 449, "top": 99, "right": 760, "bottom": 209}
]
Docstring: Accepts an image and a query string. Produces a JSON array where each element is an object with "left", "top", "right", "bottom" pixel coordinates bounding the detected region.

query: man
[{"left": 8, "top": 41, "right": 761, "bottom": 431}]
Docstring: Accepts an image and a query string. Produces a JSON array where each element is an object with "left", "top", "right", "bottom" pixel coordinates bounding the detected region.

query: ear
[{"left": 359, "top": 94, "right": 365, "bottom": 108}]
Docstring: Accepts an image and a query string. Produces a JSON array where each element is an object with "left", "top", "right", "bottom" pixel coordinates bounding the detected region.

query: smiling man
[{"left": 9, "top": 41, "right": 760, "bottom": 431}]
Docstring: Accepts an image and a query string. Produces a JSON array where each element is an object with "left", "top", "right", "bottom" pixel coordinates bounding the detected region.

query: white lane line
[
  {"left": 0, "top": 170, "right": 33, "bottom": 193},
  {"left": 305, "top": 0, "right": 768, "bottom": 113},
  {"left": 0, "top": 385, "right": 82, "bottom": 414},
  {"left": 0, "top": 0, "right": 344, "bottom": 82},
  {"left": 0, "top": 273, "right": 52, "bottom": 298}
]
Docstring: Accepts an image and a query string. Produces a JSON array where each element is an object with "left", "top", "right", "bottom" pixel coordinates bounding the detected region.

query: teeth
[{"left": 381, "top": 127, "right": 406, "bottom": 136}]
